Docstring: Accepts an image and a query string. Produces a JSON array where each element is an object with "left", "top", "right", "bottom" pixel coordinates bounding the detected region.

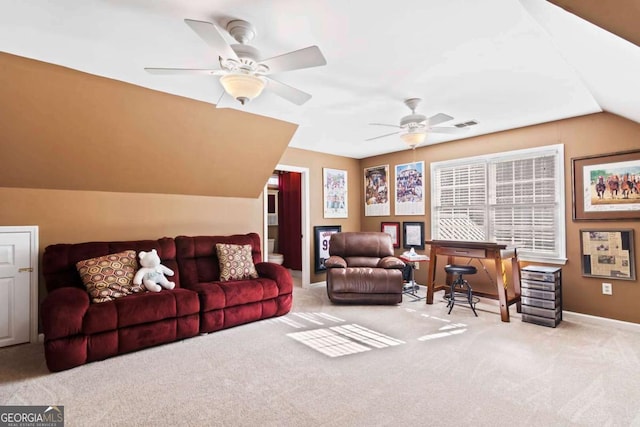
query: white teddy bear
[{"left": 133, "top": 249, "right": 175, "bottom": 292}]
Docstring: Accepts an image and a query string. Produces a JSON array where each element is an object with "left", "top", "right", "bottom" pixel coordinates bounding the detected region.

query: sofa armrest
[
  {"left": 324, "top": 256, "right": 347, "bottom": 269},
  {"left": 255, "top": 262, "right": 293, "bottom": 294},
  {"left": 378, "top": 256, "right": 405, "bottom": 269},
  {"left": 41, "top": 287, "right": 90, "bottom": 340}
]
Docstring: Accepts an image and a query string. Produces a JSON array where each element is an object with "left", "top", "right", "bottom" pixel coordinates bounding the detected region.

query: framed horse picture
[{"left": 572, "top": 149, "right": 640, "bottom": 221}]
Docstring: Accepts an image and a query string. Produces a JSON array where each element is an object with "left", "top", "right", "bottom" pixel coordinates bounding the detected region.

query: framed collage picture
[
  {"left": 364, "top": 164, "right": 390, "bottom": 216},
  {"left": 323, "top": 168, "right": 348, "bottom": 218},
  {"left": 395, "top": 161, "right": 425, "bottom": 215},
  {"left": 580, "top": 229, "right": 636, "bottom": 280}
]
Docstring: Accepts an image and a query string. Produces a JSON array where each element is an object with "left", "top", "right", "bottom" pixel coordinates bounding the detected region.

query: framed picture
[
  {"left": 580, "top": 229, "right": 636, "bottom": 280},
  {"left": 323, "top": 168, "right": 348, "bottom": 218},
  {"left": 364, "top": 164, "right": 390, "bottom": 217},
  {"left": 572, "top": 149, "right": 640, "bottom": 221},
  {"left": 314, "top": 225, "right": 342, "bottom": 273},
  {"left": 395, "top": 161, "right": 425, "bottom": 215},
  {"left": 381, "top": 222, "right": 401, "bottom": 248},
  {"left": 403, "top": 221, "right": 425, "bottom": 250}
]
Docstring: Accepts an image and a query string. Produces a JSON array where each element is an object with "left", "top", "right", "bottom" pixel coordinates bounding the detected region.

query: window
[{"left": 431, "top": 144, "right": 566, "bottom": 264}]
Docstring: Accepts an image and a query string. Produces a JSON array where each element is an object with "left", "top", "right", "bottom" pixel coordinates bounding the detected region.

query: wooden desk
[{"left": 425, "top": 240, "right": 521, "bottom": 322}]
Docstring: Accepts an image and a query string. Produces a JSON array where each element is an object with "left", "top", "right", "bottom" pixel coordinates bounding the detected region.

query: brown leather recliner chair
[{"left": 325, "top": 232, "right": 406, "bottom": 304}]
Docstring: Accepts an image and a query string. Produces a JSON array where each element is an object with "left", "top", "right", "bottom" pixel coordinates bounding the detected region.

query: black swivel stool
[{"left": 444, "top": 264, "right": 478, "bottom": 316}]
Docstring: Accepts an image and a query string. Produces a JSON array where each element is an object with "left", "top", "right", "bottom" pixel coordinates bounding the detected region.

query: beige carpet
[{"left": 2, "top": 283, "right": 640, "bottom": 427}]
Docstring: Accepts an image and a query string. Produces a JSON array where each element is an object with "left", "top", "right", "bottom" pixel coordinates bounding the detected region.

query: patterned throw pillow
[
  {"left": 216, "top": 243, "right": 259, "bottom": 282},
  {"left": 76, "top": 250, "right": 145, "bottom": 303}
]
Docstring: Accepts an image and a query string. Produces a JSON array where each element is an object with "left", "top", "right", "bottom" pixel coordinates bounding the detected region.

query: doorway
[{"left": 264, "top": 164, "right": 310, "bottom": 287}]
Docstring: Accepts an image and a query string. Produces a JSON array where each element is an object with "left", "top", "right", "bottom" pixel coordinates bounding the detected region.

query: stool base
[{"left": 445, "top": 278, "right": 479, "bottom": 317}]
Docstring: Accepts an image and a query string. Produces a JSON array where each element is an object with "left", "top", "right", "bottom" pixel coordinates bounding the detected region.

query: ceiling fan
[
  {"left": 367, "top": 98, "right": 476, "bottom": 148},
  {"left": 145, "top": 19, "right": 327, "bottom": 106}
]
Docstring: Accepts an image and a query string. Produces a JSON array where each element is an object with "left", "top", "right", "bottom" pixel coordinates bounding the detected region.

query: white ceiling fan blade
[
  {"left": 144, "top": 67, "right": 224, "bottom": 75},
  {"left": 430, "top": 126, "right": 469, "bottom": 134},
  {"left": 260, "top": 46, "right": 327, "bottom": 74},
  {"left": 428, "top": 113, "right": 454, "bottom": 126},
  {"left": 369, "top": 123, "right": 402, "bottom": 129},
  {"left": 265, "top": 77, "right": 312, "bottom": 105},
  {"left": 365, "top": 131, "right": 401, "bottom": 141},
  {"left": 184, "top": 19, "right": 239, "bottom": 62}
]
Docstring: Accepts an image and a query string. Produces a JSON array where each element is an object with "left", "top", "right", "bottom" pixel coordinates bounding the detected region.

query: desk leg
[
  {"left": 494, "top": 254, "right": 510, "bottom": 322},
  {"left": 511, "top": 256, "right": 521, "bottom": 313},
  {"left": 426, "top": 246, "right": 437, "bottom": 304}
]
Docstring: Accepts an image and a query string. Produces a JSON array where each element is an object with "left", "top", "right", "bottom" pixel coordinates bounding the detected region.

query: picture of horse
[
  {"left": 575, "top": 150, "right": 640, "bottom": 220},
  {"left": 586, "top": 161, "right": 640, "bottom": 206}
]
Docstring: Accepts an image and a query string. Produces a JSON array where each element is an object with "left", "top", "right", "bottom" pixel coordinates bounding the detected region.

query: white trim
[
  {"left": 556, "top": 145, "right": 567, "bottom": 263},
  {"left": 0, "top": 225, "right": 39, "bottom": 344},
  {"left": 430, "top": 144, "right": 565, "bottom": 260},
  {"left": 308, "top": 281, "right": 327, "bottom": 288},
  {"left": 430, "top": 144, "right": 564, "bottom": 168},
  {"left": 563, "top": 310, "right": 640, "bottom": 332},
  {"left": 263, "top": 164, "right": 311, "bottom": 288},
  {"left": 29, "top": 227, "right": 38, "bottom": 343},
  {"left": 519, "top": 255, "right": 567, "bottom": 265}
]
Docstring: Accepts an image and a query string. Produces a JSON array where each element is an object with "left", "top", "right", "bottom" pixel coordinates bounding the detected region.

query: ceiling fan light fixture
[
  {"left": 219, "top": 73, "right": 266, "bottom": 105},
  {"left": 400, "top": 131, "right": 426, "bottom": 148}
]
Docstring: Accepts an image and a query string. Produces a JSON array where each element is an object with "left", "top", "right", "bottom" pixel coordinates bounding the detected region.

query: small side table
[{"left": 399, "top": 254, "right": 430, "bottom": 301}]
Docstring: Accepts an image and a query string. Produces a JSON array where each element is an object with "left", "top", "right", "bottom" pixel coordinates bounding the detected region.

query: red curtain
[{"left": 278, "top": 171, "right": 302, "bottom": 270}]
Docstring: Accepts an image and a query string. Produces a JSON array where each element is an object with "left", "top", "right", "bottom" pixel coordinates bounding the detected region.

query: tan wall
[
  {"left": 0, "top": 186, "right": 264, "bottom": 308},
  {"left": 2, "top": 50, "right": 640, "bottom": 324},
  {"left": 550, "top": 0, "right": 640, "bottom": 47},
  {"left": 278, "top": 147, "right": 361, "bottom": 283},
  {"left": 0, "top": 145, "right": 360, "bottom": 300},
  {"left": 0, "top": 52, "right": 296, "bottom": 198},
  {"left": 361, "top": 112, "right": 640, "bottom": 323}
]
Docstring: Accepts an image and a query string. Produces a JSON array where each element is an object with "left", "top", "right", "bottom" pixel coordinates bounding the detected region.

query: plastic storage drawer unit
[{"left": 520, "top": 265, "right": 562, "bottom": 328}]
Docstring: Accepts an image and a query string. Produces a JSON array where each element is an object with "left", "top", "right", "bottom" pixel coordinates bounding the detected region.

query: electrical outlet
[
  {"left": 414, "top": 262, "right": 419, "bottom": 270},
  {"left": 602, "top": 282, "right": 612, "bottom": 295}
]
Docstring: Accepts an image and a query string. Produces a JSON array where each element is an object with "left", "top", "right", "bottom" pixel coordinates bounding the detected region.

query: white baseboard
[
  {"left": 562, "top": 310, "right": 640, "bottom": 332},
  {"left": 304, "top": 281, "right": 326, "bottom": 289},
  {"left": 428, "top": 290, "right": 640, "bottom": 331},
  {"left": 289, "top": 269, "right": 302, "bottom": 278}
]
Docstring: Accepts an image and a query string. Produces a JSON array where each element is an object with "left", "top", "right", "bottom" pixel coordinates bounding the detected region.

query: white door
[{"left": 0, "top": 230, "right": 34, "bottom": 347}]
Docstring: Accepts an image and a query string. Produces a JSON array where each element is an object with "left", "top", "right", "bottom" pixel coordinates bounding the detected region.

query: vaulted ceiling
[{"left": 1, "top": 0, "right": 639, "bottom": 159}]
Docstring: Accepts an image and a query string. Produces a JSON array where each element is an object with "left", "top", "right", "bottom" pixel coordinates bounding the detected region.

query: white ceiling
[{"left": 1, "top": 0, "right": 639, "bottom": 159}]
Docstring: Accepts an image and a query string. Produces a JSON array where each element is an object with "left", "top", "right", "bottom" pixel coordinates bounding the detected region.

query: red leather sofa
[
  {"left": 175, "top": 234, "right": 293, "bottom": 333},
  {"left": 41, "top": 233, "right": 292, "bottom": 372}
]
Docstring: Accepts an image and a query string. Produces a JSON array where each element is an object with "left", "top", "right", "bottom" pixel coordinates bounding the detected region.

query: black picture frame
[
  {"left": 403, "top": 221, "right": 425, "bottom": 250},
  {"left": 579, "top": 229, "right": 636, "bottom": 280},
  {"left": 314, "top": 225, "right": 342, "bottom": 273}
]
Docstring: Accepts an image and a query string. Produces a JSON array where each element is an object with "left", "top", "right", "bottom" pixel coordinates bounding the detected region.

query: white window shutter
[{"left": 431, "top": 145, "right": 565, "bottom": 263}]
